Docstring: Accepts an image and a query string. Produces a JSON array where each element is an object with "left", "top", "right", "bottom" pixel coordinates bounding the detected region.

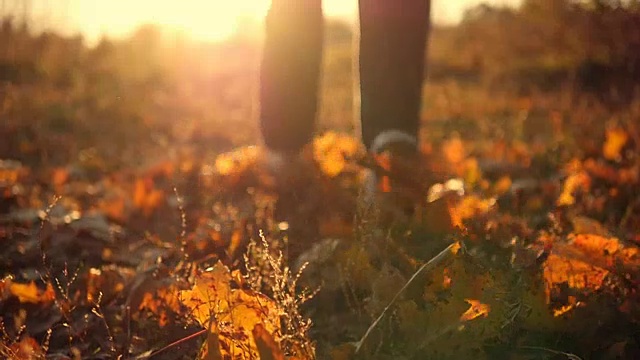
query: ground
[{"left": 2, "top": 4, "right": 640, "bottom": 359}]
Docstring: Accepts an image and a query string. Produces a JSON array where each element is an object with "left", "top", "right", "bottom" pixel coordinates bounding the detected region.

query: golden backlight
[
  {"left": 70, "top": 0, "right": 271, "bottom": 43},
  {"left": 9, "top": 0, "right": 520, "bottom": 44}
]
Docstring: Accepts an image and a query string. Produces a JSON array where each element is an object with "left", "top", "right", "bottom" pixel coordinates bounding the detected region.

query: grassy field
[{"left": 1, "top": 2, "right": 640, "bottom": 359}]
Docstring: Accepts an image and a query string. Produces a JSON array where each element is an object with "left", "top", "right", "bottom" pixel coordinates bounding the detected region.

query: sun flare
[
  {"left": 7, "top": 0, "right": 521, "bottom": 45},
  {"left": 68, "top": 0, "right": 271, "bottom": 44},
  {"left": 158, "top": 1, "right": 271, "bottom": 40},
  {"left": 12, "top": 0, "right": 358, "bottom": 45}
]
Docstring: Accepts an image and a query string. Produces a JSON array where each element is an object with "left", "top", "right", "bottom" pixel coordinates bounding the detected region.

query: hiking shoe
[
  {"left": 361, "top": 131, "right": 433, "bottom": 221},
  {"left": 259, "top": 145, "right": 320, "bottom": 190}
]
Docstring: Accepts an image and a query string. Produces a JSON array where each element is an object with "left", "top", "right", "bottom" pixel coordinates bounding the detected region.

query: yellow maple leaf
[
  {"left": 179, "top": 262, "right": 281, "bottom": 359},
  {"left": 253, "top": 324, "right": 286, "bottom": 360}
]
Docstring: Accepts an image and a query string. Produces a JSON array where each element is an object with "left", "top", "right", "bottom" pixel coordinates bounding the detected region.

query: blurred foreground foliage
[{"left": 1, "top": 1, "right": 640, "bottom": 359}]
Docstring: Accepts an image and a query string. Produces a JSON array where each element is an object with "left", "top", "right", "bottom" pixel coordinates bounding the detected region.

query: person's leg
[
  {"left": 357, "top": 0, "right": 431, "bottom": 153},
  {"left": 260, "top": 0, "right": 323, "bottom": 154}
]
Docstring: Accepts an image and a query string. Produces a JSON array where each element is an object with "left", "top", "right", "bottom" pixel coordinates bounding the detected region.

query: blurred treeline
[
  {"left": 0, "top": 20, "right": 260, "bottom": 167},
  {"left": 1, "top": 0, "right": 639, "bottom": 167},
  {"left": 428, "top": 0, "right": 640, "bottom": 101}
]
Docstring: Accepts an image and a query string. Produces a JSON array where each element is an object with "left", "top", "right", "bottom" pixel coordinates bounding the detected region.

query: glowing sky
[{"left": 2, "top": 0, "right": 522, "bottom": 45}]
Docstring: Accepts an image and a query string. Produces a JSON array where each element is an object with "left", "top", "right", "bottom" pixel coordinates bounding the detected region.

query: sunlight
[
  {"left": 69, "top": 0, "right": 271, "bottom": 44},
  {"left": 5, "top": 0, "right": 523, "bottom": 45},
  {"left": 160, "top": 1, "right": 271, "bottom": 40}
]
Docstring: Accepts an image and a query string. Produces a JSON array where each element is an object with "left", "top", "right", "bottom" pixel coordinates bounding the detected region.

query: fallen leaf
[
  {"left": 253, "top": 324, "right": 285, "bottom": 360},
  {"left": 179, "top": 262, "right": 281, "bottom": 359},
  {"left": 543, "top": 253, "right": 608, "bottom": 301},
  {"left": 492, "top": 176, "right": 512, "bottom": 196},
  {"left": 9, "top": 281, "right": 55, "bottom": 304},
  {"left": 51, "top": 167, "right": 69, "bottom": 187},
  {"left": 0, "top": 159, "right": 24, "bottom": 186},
  {"left": 570, "top": 216, "right": 611, "bottom": 237},
  {"left": 201, "top": 325, "right": 224, "bottom": 360},
  {"left": 214, "top": 146, "right": 260, "bottom": 176},
  {"left": 138, "top": 285, "right": 183, "bottom": 327},
  {"left": 557, "top": 171, "right": 590, "bottom": 206},
  {"left": 448, "top": 195, "right": 495, "bottom": 230},
  {"left": 9, "top": 336, "right": 45, "bottom": 360},
  {"left": 459, "top": 299, "right": 490, "bottom": 322},
  {"left": 133, "top": 178, "right": 164, "bottom": 217},
  {"left": 603, "top": 127, "right": 628, "bottom": 161},
  {"left": 553, "top": 296, "right": 579, "bottom": 317},
  {"left": 442, "top": 136, "right": 466, "bottom": 167},
  {"left": 227, "top": 228, "right": 244, "bottom": 260},
  {"left": 313, "top": 132, "right": 363, "bottom": 177}
]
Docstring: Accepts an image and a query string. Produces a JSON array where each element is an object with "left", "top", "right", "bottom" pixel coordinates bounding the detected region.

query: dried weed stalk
[{"left": 244, "top": 230, "right": 317, "bottom": 359}]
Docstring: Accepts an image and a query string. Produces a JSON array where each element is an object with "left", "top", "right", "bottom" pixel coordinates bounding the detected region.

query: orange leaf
[
  {"left": 133, "top": 179, "right": 145, "bottom": 208},
  {"left": 442, "top": 268, "right": 452, "bottom": 288},
  {"left": 557, "top": 171, "right": 590, "bottom": 206},
  {"left": 51, "top": 167, "right": 69, "bottom": 187},
  {"left": 100, "top": 196, "right": 126, "bottom": 221},
  {"left": 492, "top": 176, "right": 512, "bottom": 196},
  {"left": 442, "top": 136, "right": 466, "bottom": 166},
  {"left": 541, "top": 232, "right": 640, "bottom": 313},
  {"left": 227, "top": 228, "right": 244, "bottom": 259},
  {"left": 448, "top": 195, "right": 495, "bottom": 229},
  {"left": 253, "top": 324, "right": 285, "bottom": 360},
  {"left": 0, "top": 160, "right": 24, "bottom": 185},
  {"left": 603, "top": 127, "right": 628, "bottom": 161},
  {"left": 133, "top": 178, "right": 164, "bottom": 216},
  {"left": 9, "top": 336, "right": 45, "bottom": 360},
  {"left": 214, "top": 146, "right": 260, "bottom": 176},
  {"left": 138, "top": 285, "right": 182, "bottom": 327},
  {"left": 313, "top": 132, "right": 363, "bottom": 177},
  {"left": 553, "top": 296, "right": 579, "bottom": 317},
  {"left": 459, "top": 299, "right": 490, "bottom": 322},
  {"left": 543, "top": 253, "right": 608, "bottom": 299},
  {"left": 570, "top": 233, "right": 640, "bottom": 272},
  {"left": 9, "top": 281, "right": 55, "bottom": 304},
  {"left": 375, "top": 153, "right": 392, "bottom": 192},
  {"left": 572, "top": 233, "right": 621, "bottom": 257}
]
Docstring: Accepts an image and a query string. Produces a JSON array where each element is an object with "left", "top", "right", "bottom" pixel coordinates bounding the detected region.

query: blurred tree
[{"left": 428, "top": 0, "right": 640, "bottom": 99}]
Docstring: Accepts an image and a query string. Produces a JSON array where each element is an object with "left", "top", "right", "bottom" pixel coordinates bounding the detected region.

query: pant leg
[
  {"left": 357, "top": 0, "right": 431, "bottom": 151},
  {"left": 260, "top": 0, "right": 323, "bottom": 153}
]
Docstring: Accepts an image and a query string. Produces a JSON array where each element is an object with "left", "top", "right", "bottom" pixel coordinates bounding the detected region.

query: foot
[
  {"left": 260, "top": 146, "right": 318, "bottom": 191},
  {"left": 361, "top": 130, "right": 431, "bottom": 221}
]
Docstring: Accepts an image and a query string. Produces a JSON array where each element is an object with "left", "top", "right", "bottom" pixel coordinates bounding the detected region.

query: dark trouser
[{"left": 260, "top": 0, "right": 431, "bottom": 153}]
